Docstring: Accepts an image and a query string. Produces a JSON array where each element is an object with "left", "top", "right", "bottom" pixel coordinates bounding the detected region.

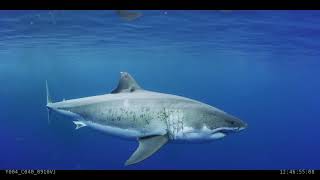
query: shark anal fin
[
  {"left": 73, "top": 121, "right": 87, "bottom": 130},
  {"left": 125, "top": 134, "right": 168, "bottom": 166}
]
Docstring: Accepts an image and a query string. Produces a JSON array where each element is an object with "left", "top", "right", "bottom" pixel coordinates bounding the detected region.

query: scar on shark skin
[{"left": 115, "top": 10, "right": 142, "bottom": 21}]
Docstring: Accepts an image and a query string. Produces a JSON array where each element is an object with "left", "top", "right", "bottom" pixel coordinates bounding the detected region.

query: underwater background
[{"left": 0, "top": 10, "right": 319, "bottom": 170}]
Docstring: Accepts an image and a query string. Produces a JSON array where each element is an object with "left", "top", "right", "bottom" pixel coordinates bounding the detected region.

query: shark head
[
  {"left": 180, "top": 108, "right": 247, "bottom": 142},
  {"left": 203, "top": 110, "right": 247, "bottom": 140}
]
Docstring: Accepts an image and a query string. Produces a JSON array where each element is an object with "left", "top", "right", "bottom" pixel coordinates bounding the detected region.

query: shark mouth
[
  {"left": 211, "top": 127, "right": 245, "bottom": 135},
  {"left": 208, "top": 127, "right": 245, "bottom": 140}
]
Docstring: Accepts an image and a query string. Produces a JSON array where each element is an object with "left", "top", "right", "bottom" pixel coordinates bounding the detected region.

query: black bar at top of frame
[{"left": 0, "top": 0, "right": 320, "bottom": 10}]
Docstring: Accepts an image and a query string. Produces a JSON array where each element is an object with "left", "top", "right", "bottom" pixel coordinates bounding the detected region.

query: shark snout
[
  {"left": 227, "top": 116, "right": 248, "bottom": 132},
  {"left": 241, "top": 121, "right": 248, "bottom": 130},
  {"left": 235, "top": 119, "right": 248, "bottom": 131}
]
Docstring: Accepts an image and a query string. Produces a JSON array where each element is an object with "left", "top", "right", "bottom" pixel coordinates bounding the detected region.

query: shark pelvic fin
[
  {"left": 73, "top": 121, "right": 87, "bottom": 130},
  {"left": 125, "top": 134, "right": 169, "bottom": 166},
  {"left": 111, "top": 72, "right": 143, "bottom": 94}
]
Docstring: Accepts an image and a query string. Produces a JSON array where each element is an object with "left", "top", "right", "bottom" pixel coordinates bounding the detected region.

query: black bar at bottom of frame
[{"left": 0, "top": 170, "right": 319, "bottom": 178}]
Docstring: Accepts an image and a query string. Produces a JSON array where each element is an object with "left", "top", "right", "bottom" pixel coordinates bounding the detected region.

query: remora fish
[{"left": 46, "top": 72, "right": 247, "bottom": 166}]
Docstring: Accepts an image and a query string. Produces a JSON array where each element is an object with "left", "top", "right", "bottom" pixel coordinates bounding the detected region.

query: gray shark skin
[{"left": 46, "top": 72, "right": 247, "bottom": 166}]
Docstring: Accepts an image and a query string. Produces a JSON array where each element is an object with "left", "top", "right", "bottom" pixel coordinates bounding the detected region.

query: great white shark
[{"left": 46, "top": 72, "right": 247, "bottom": 166}]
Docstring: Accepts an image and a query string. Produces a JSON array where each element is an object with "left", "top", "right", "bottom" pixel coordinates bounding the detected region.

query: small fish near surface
[{"left": 46, "top": 72, "right": 247, "bottom": 166}]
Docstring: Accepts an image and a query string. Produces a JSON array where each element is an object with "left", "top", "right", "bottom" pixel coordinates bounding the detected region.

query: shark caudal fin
[
  {"left": 46, "top": 80, "right": 52, "bottom": 124},
  {"left": 46, "top": 80, "right": 52, "bottom": 104}
]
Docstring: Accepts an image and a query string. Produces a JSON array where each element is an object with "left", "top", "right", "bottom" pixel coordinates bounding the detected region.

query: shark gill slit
[{"left": 163, "top": 107, "right": 184, "bottom": 140}]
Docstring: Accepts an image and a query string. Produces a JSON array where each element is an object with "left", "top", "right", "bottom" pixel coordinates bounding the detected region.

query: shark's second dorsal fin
[{"left": 111, "top": 72, "right": 143, "bottom": 94}]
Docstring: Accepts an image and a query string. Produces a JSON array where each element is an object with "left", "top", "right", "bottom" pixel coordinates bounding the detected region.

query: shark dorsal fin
[{"left": 111, "top": 72, "right": 142, "bottom": 94}]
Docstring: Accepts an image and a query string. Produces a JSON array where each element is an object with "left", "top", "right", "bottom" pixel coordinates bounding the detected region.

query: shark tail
[
  {"left": 46, "top": 80, "right": 52, "bottom": 124},
  {"left": 46, "top": 80, "right": 52, "bottom": 105}
]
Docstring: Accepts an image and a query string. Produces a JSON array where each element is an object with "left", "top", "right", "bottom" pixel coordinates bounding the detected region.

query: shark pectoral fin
[
  {"left": 125, "top": 134, "right": 169, "bottom": 166},
  {"left": 73, "top": 121, "right": 87, "bottom": 130}
]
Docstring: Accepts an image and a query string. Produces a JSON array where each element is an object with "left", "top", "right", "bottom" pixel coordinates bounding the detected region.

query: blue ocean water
[{"left": 0, "top": 10, "right": 320, "bottom": 170}]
